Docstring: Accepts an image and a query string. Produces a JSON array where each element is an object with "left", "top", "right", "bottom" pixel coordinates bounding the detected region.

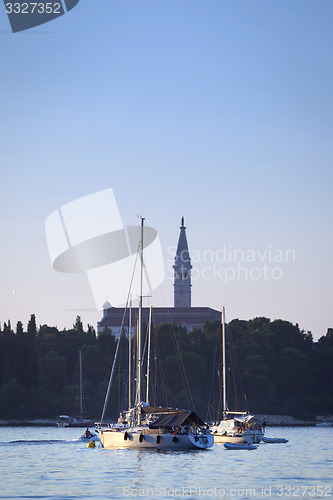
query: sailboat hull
[
  {"left": 212, "top": 430, "right": 264, "bottom": 444},
  {"left": 213, "top": 433, "right": 251, "bottom": 444},
  {"left": 99, "top": 429, "right": 214, "bottom": 450}
]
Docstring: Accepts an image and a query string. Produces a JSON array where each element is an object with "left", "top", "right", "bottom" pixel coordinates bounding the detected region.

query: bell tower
[{"left": 173, "top": 216, "right": 192, "bottom": 308}]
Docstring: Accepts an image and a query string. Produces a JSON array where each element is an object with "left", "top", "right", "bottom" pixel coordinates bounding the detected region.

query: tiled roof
[{"left": 98, "top": 306, "right": 221, "bottom": 329}]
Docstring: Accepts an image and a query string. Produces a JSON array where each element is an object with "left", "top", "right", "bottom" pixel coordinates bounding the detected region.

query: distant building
[{"left": 97, "top": 218, "right": 221, "bottom": 337}]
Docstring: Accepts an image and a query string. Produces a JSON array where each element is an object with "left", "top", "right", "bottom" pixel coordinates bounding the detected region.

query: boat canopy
[
  {"left": 234, "top": 415, "right": 254, "bottom": 423},
  {"left": 149, "top": 411, "right": 207, "bottom": 429}
]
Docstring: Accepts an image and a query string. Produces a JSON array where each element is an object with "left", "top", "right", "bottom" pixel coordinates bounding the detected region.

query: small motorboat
[
  {"left": 263, "top": 437, "right": 288, "bottom": 443},
  {"left": 79, "top": 431, "right": 99, "bottom": 441},
  {"left": 224, "top": 441, "right": 258, "bottom": 450}
]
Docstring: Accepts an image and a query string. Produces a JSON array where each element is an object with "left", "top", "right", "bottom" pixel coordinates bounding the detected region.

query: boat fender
[
  {"left": 172, "top": 436, "right": 178, "bottom": 443},
  {"left": 139, "top": 434, "right": 144, "bottom": 443},
  {"left": 87, "top": 440, "right": 95, "bottom": 448},
  {"left": 156, "top": 435, "right": 161, "bottom": 444},
  {"left": 124, "top": 431, "right": 128, "bottom": 441}
]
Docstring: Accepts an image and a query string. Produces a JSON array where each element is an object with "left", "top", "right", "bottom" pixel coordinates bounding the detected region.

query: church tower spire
[{"left": 173, "top": 216, "right": 192, "bottom": 308}]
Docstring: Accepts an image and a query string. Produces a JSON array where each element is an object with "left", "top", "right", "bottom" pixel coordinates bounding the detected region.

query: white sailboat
[
  {"left": 97, "top": 217, "right": 213, "bottom": 450},
  {"left": 211, "top": 307, "right": 265, "bottom": 445}
]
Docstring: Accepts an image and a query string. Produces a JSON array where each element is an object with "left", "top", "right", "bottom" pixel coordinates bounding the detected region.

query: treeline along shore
[{"left": 0, "top": 314, "right": 332, "bottom": 421}]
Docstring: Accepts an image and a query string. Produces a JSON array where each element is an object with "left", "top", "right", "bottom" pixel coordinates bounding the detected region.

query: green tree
[
  {"left": 27, "top": 314, "right": 37, "bottom": 337},
  {"left": 276, "top": 347, "right": 312, "bottom": 416},
  {"left": 16, "top": 321, "right": 24, "bottom": 335},
  {"left": 0, "top": 378, "right": 27, "bottom": 417},
  {"left": 312, "top": 329, "right": 333, "bottom": 413},
  {"left": 73, "top": 316, "right": 84, "bottom": 333},
  {"left": 38, "top": 351, "right": 66, "bottom": 393}
]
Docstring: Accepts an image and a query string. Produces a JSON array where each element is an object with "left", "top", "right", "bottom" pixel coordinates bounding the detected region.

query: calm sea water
[{"left": 0, "top": 426, "right": 332, "bottom": 499}]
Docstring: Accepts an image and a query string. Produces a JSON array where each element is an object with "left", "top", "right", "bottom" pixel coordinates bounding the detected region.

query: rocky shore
[
  {"left": 0, "top": 419, "right": 59, "bottom": 427},
  {"left": 254, "top": 414, "right": 333, "bottom": 426},
  {"left": 254, "top": 414, "right": 314, "bottom": 426}
]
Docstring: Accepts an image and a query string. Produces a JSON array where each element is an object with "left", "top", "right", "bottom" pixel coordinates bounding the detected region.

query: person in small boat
[{"left": 84, "top": 428, "right": 92, "bottom": 438}]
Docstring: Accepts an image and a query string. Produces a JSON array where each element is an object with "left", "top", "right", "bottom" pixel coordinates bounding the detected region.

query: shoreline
[
  {"left": 0, "top": 419, "right": 60, "bottom": 427},
  {"left": 0, "top": 419, "right": 95, "bottom": 427},
  {"left": 1, "top": 415, "right": 332, "bottom": 427}
]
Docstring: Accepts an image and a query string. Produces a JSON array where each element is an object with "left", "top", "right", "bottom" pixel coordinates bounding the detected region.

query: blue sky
[{"left": 1, "top": 0, "right": 332, "bottom": 340}]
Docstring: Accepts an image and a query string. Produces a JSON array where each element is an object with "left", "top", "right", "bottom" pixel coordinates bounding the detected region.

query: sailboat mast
[
  {"left": 222, "top": 306, "right": 227, "bottom": 419},
  {"left": 79, "top": 350, "right": 83, "bottom": 415},
  {"left": 137, "top": 216, "right": 144, "bottom": 424},
  {"left": 128, "top": 297, "right": 132, "bottom": 411},
  {"left": 146, "top": 304, "right": 152, "bottom": 405}
]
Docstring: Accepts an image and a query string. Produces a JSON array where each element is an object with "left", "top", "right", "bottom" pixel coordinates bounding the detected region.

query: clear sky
[{"left": 1, "top": 0, "right": 332, "bottom": 340}]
